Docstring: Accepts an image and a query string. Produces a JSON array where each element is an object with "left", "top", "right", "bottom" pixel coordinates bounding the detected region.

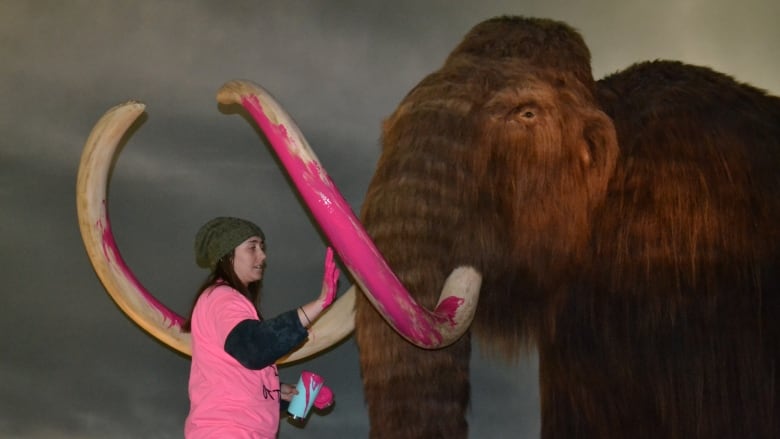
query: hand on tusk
[
  {"left": 321, "top": 247, "right": 340, "bottom": 309},
  {"left": 298, "top": 247, "right": 341, "bottom": 327}
]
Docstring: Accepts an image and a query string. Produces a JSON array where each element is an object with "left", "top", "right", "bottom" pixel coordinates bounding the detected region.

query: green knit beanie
[{"left": 194, "top": 217, "right": 264, "bottom": 269}]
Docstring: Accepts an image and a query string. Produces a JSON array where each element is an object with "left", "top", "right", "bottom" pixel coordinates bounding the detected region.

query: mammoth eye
[{"left": 507, "top": 104, "right": 538, "bottom": 123}]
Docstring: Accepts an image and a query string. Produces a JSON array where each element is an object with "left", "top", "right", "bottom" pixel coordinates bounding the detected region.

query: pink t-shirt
[{"left": 185, "top": 285, "right": 282, "bottom": 439}]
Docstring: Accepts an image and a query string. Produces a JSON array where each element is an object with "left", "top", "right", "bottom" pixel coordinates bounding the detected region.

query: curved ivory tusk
[
  {"left": 76, "top": 101, "right": 356, "bottom": 362},
  {"left": 76, "top": 101, "right": 192, "bottom": 355},
  {"left": 217, "top": 80, "right": 482, "bottom": 348}
]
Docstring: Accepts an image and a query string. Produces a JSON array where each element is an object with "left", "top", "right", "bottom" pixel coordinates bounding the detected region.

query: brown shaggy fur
[{"left": 355, "top": 16, "right": 780, "bottom": 438}]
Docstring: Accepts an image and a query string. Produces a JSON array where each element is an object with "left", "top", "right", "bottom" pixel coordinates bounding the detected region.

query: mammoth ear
[{"left": 579, "top": 109, "right": 619, "bottom": 202}]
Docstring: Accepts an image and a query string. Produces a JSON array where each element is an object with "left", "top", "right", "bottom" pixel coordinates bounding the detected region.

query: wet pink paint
[
  {"left": 240, "top": 95, "right": 463, "bottom": 347},
  {"left": 97, "top": 201, "right": 184, "bottom": 328}
]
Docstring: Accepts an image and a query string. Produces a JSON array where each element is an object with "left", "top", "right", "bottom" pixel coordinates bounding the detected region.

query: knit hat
[{"left": 194, "top": 217, "right": 264, "bottom": 269}]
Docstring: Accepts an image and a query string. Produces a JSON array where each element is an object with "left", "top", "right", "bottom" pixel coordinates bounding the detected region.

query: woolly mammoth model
[
  {"left": 351, "top": 17, "right": 780, "bottom": 438},
  {"left": 78, "top": 16, "right": 780, "bottom": 439}
]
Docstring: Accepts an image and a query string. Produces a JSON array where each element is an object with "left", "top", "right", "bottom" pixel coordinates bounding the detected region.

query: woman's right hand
[{"left": 299, "top": 248, "right": 340, "bottom": 327}]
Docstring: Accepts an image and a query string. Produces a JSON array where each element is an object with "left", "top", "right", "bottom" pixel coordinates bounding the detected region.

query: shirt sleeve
[
  {"left": 224, "top": 309, "right": 309, "bottom": 370},
  {"left": 205, "top": 285, "right": 261, "bottom": 345}
]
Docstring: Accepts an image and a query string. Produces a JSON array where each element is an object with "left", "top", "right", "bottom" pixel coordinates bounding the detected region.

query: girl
[{"left": 183, "top": 216, "right": 338, "bottom": 438}]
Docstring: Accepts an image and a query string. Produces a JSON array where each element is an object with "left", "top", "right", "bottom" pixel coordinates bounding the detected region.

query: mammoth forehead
[
  {"left": 399, "top": 72, "right": 561, "bottom": 118},
  {"left": 449, "top": 16, "right": 595, "bottom": 88},
  {"left": 484, "top": 80, "right": 559, "bottom": 112}
]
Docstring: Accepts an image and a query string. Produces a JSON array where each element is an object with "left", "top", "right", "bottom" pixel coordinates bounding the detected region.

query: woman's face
[{"left": 232, "top": 235, "right": 266, "bottom": 287}]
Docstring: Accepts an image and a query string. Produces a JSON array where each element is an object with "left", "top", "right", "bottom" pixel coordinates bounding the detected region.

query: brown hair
[{"left": 181, "top": 250, "right": 262, "bottom": 332}]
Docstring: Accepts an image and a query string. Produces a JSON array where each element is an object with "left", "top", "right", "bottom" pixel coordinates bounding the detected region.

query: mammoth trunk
[{"left": 355, "top": 109, "right": 486, "bottom": 439}]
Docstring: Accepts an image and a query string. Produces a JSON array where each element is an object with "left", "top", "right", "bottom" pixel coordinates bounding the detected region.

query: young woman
[{"left": 183, "top": 216, "right": 338, "bottom": 438}]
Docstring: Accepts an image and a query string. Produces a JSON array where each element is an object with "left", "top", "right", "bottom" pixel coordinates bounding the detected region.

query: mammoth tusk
[
  {"left": 76, "top": 101, "right": 356, "bottom": 363},
  {"left": 217, "top": 80, "right": 482, "bottom": 348},
  {"left": 76, "top": 101, "right": 192, "bottom": 355}
]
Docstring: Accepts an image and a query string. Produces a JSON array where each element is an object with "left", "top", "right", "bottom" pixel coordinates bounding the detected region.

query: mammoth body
[{"left": 355, "top": 17, "right": 780, "bottom": 438}]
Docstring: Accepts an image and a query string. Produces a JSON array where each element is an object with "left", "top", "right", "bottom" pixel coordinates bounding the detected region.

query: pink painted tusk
[{"left": 217, "top": 80, "right": 481, "bottom": 348}]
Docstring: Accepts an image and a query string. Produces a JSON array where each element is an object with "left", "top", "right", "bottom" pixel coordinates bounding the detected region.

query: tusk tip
[
  {"left": 217, "top": 79, "right": 262, "bottom": 105},
  {"left": 108, "top": 100, "right": 146, "bottom": 114},
  {"left": 448, "top": 266, "right": 482, "bottom": 289}
]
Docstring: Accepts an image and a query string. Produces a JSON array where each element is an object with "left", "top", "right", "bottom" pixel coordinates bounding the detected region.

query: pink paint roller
[{"left": 288, "top": 371, "right": 334, "bottom": 421}]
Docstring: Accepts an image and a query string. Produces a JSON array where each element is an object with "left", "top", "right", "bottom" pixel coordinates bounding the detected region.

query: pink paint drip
[
  {"left": 241, "top": 95, "right": 463, "bottom": 347},
  {"left": 97, "top": 201, "right": 184, "bottom": 328}
]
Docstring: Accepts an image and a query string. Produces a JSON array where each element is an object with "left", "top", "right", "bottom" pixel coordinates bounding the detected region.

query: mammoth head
[{"left": 374, "top": 16, "right": 619, "bottom": 285}]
